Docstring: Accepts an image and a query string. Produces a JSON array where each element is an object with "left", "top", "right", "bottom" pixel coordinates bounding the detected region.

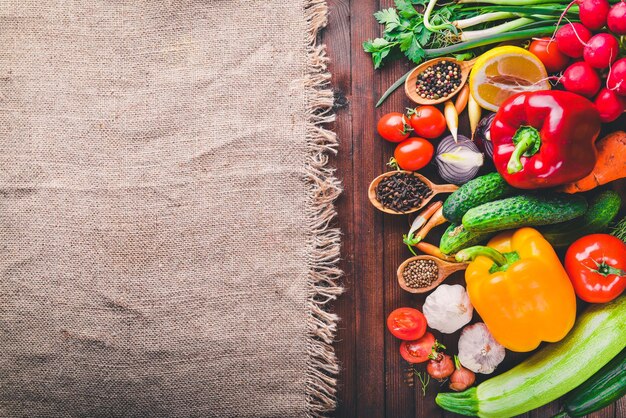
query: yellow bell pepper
[{"left": 456, "top": 227, "right": 576, "bottom": 352}]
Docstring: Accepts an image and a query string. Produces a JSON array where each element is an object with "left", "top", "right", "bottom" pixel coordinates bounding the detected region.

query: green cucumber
[
  {"left": 443, "top": 173, "right": 516, "bottom": 224},
  {"left": 555, "top": 349, "right": 626, "bottom": 417},
  {"left": 462, "top": 194, "right": 588, "bottom": 233},
  {"left": 436, "top": 297, "right": 626, "bottom": 418},
  {"left": 541, "top": 190, "right": 621, "bottom": 247},
  {"left": 440, "top": 223, "right": 496, "bottom": 255}
]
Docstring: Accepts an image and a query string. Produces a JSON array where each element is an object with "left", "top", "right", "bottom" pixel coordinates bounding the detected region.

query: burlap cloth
[{"left": 0, "top": 1, "right": 341, "bottom": 417}]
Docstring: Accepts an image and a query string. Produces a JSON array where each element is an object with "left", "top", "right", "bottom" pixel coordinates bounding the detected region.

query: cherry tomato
[
  {"left": 387, "top": 307, "right": 427, "bottom": 341},
  {"left": 394, "top": 137, "right": 434, "bottom": 171},
  {"left": 400, "top": 332, "right": 436, "bottom": 363},
  {"left": 377, "top": 112, "right": 411, "bottom": 142},
  {"left": 565, "top": 234, "right": 626, "bottom": 303},
  {"left": 407, "top": 106, "right": 446, "bottom": 139},
  {"left": 529, "top": 37, "right": 570, "bottom": 73}
]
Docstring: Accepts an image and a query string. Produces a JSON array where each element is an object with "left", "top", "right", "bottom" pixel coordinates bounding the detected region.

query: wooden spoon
[
  {"left": 404, "top": 57, "right": 478, "bottom": 105},
  {"left": 397, "top": 255, "right": 468, "bottom": 294},
  {"left": 368, "top": 170, "right": 458, "bottom": 215}
]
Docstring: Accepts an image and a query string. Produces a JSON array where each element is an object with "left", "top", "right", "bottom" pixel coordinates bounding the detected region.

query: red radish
[
  {"left": 608, "top": 1, "right": 626, "bottom": 34},
  {"left": 578, "top": 0, "right": 611, "bottom": 30},
  {"left": 607, "top": 58, "right": 626, "bottom": 96},
  {"left": 555, "top": 23, "right": 592, "bottom": 58},
  {"left": 583, "top": 33, "right": 619, "bottom": 69},
  {"left": 594, "top": 88, "right": 626, "bottom": 122},
  {"left": 561, "top": 62, "right": 602, "bottom": 97}
]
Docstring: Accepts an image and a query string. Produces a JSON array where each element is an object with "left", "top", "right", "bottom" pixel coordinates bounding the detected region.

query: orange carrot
[
  {"left": 416, "top": 242, "right": 457, "bottom": 262},
  {"left": 415, "top": 206, "right": 446, "bottom": 242},
  {"left": 454, "top": 84, "right": 470, "bottom": 114},
  {"left": 562, "top": 131, "right": 626, "bottom": 193}
]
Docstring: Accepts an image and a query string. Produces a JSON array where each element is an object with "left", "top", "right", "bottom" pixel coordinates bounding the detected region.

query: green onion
[
  {"left": 454, "top": 12, "right": 517, "bottom": 29},
  {"left": 459, "top": 17, "right": 534, "bottom": 41},
  {"left": 424, "top": 25, "right": 558, "bottom": 57}
]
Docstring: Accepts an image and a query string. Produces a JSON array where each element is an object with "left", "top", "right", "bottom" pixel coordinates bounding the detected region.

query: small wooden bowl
[
  {"left": 405, "top": 57, "right": 477, "bottom": 105},
  {"left": 397, "top": 255, "right": 468, "bottom": 294},
  {"left": 368, "top": 170, "right": 458, "bottom": 215}
]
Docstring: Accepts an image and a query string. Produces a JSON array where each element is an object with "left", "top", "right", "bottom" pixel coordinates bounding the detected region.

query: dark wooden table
[{"left": 323, "top": 1, "right": 626, "bottom": 417}]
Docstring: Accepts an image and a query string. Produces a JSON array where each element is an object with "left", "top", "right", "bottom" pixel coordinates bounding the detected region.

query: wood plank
[
  {"left": 376, "top": 1, "right": 420, "bottom": 415},
  {"left": 614, "top": 396, "right": 625, "bottom": 418},
  {"left": 587, "top": 403, "right": 616, "bottom": 418},
  {"left": 348, "top": 0, "right": 387, "bottom": 416},
  {"left": 322, "top": 1, "right": 355, "bottom": 417}
]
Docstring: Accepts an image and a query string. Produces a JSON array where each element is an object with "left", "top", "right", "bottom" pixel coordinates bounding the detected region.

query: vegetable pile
[{"left": 366, "top": 0, "right": 626, "bottom": 415}]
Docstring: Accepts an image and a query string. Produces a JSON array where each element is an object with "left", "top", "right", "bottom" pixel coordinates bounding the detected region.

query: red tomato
[
  {"left": 387, "top": 307, "right": 427, "bottom": 341},
  {"left": 394, "top": 137, "right": 434, "bottom": 171},
  {"left": 529, "top": 38, "right": 571, "bottom": 73},
  {"left": 565, "top": 234, "right": 626, "bottom": 303},
  {"left": 377, "top": 112, "right": 411, "bottom": 142},
  {"left": 407, "top": 106, "right": 446, "bottom": 139},
  {"left": 400, "top": 332, "right": 436, "bottom": 363}
]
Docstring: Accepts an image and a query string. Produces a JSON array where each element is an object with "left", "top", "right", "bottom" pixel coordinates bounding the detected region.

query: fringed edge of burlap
[{"left": 303, "top": 0, "right": 343, "bottom": 417}]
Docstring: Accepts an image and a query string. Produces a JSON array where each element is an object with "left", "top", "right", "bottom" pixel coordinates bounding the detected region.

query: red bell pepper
[
  {"left": 491, "top": 91, "right": 601, "bottom": 189},
  {"left": 565, "top": 234, "right": 626, "bottom": 303}
]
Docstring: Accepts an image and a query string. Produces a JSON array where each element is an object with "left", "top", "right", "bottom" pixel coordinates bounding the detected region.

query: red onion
[
  {"left": 435, "top": 135, "right": 484, "bottom": 185},
  {"left": 474, "top": 113, "right": 495, "bottom": 160},
  {"left": 427, "top": 353, "right": 455, "bottom": 380},
  {"left": 449, "top": 355, "right": 476, "bottom": 392}
]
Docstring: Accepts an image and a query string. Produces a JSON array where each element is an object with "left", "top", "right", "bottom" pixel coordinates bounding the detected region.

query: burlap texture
[{"left": 0, "top": 1, "right": 341, "bottom": 417}]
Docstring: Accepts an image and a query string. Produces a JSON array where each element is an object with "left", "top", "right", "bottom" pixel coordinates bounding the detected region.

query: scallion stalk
[
  {"left": 424, "top": 0, "right": 456, "bottom": 32},
  {"left": 463, "top": 5, "right": 579, "bottom": 15},
  {"left": 459, "top": 17, "right": 535, "bottom": 41},
  {"left": 454, "top": 12, "right": 518, "bottom": 29},
  {"left": 458, "top": 0, "right": 567, "bottom": 5},
  {"left": 423, "top": 25, "right": 558, "bottom": 57}
]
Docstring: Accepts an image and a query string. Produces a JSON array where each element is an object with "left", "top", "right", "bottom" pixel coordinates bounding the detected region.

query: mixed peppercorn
[{"left": 416, "top": 60, "right": 462, "bottom": 100}]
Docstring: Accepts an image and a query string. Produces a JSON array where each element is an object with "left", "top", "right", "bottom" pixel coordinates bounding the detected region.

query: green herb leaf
[
  {"left": 374, "top": 8, "right": 401, "bottom": 32},
  {"left": 416, "top": 27, "right": 432, "bottom": 46},
  {"left": 395, "top": 0, "right": 420, "bottom": 18},
  {"left": 363, "top": 38, "right": 398, "bottom": 69},
  {"left": 405, "top": 36, "right": 426, "bottom": 63},
  {"left": 611, "top": 217, "right": 626, "bottom": 242},
  {"left": 398, "top": 31, "right": 415, "bottom": 51}
]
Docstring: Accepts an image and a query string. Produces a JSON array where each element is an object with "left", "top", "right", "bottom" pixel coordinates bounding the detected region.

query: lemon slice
[{"left": 469, "top": 46, "right": 550, "bottom": 112}]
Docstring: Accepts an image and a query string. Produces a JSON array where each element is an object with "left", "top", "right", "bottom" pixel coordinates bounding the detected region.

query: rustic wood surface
[{"left": 322, "top": 1, "right": 626, "bottom": 417}]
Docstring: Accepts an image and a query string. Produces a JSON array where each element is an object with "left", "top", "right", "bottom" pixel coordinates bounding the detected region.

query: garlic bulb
[
  {"left": 423, "top": 284, "right": 473, "bottom": 334},
  {"left": 458, "top": 322, "right": 506, "bottom": 374}
]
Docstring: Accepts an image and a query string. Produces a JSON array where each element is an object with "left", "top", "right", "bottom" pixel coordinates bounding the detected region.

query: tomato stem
[
  {"left": 387, "top": 157, "right": 400, "bottom": 171},
  {"left": 592, "top": 259, "right": 625, "bottom": 277}
]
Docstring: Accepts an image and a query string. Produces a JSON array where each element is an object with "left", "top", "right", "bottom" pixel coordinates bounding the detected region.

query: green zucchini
[
  {"left": 443, "top": 173, "right": 516, "bottom": 224},
  {"left": 440, "top": 223, "right": 496, "bottom": 255},
  {"left": 541, "top": 190, "right": 621, "bottom": 247},
  {"left": 436, "top": 296, "right": 626, "bottom": 418},
  {"left": 462, "top": 194, "right": 588, "bottom": 233},
  {"left": 555, "top": 349, "right": 626, "bottom": 417}
]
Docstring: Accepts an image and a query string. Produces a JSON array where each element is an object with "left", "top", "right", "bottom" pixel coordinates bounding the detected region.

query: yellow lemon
[{"left": 469, "top": 46, "right": 550, "bottom": 112}]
